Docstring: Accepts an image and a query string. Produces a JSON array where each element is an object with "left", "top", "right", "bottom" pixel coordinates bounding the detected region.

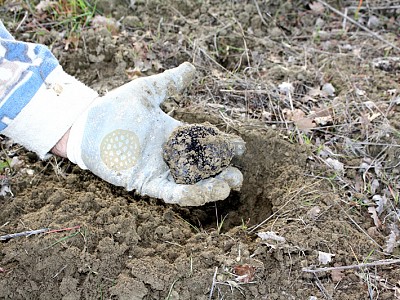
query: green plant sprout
[{"left": 33, "top": 0, "right": 97, "bottom": 36}]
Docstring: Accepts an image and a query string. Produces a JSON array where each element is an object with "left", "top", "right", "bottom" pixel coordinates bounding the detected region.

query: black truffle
[{"left": 163, "top": 124, "right": 237, "bottom": 184}]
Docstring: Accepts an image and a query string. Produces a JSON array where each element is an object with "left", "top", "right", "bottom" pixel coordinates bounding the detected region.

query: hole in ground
[
  {"left": 174, "top": 190, "right": 273, "bottom": 232},
  {"left": 173, "top": 111, "right": 309, "bottom": 231}
]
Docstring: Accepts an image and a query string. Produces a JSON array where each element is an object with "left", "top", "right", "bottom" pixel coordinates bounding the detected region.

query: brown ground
[{"left": 1, "top": 1, "right": 400, "bottom": 299}]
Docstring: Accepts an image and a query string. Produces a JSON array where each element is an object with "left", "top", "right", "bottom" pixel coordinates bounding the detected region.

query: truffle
[{"left": 163, "top": 123, "right": 244, "bottom": 184}]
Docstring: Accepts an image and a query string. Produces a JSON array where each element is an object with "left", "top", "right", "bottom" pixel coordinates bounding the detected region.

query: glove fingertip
[
  {"left": 169, "top": 178, "right": 230, "bottom": 207},
  {"left": 172, "top": 62, "right": 196, "bottom": 91},
  {"left": 216, "top": 167, "right": 243, "bottom": 191}
]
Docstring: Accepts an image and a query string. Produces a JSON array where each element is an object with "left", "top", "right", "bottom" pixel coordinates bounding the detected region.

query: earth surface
[{"left": 1, "top": 0, "right": 400, "bottom": 299}]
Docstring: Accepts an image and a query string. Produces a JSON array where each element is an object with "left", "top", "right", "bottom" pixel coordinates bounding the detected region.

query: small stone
[
  {"left": 163, "top": 123, "right": 245, "bottom": 184},
  {"left": 367, "top": 15, "right": 380, "bottom": 29},
  {"left": 123, "top": 15, "right": 141, "bottom": 28},
  {"left": 322, "top": 82, "right": 335, "bottom": 96}
]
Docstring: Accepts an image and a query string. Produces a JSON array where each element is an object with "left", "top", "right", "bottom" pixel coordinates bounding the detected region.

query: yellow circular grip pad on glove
[{"left": 100, "top": 129, "right": 140, "bottom": 171}]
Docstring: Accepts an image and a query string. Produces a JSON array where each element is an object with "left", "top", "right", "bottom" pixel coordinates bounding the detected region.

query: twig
[
  {"left": 0, "top": 221, "right": 10, "bottom": 229},
  {"left": 235, "top": 18, "right": 251, "bottom": 70},
  {"left": 220, "top": 89, "right": 271, "bottom": 94},
  {"left": 15, "top": 11, "right": 28, "bottom": 32},
  {"left": 303, "top": 258, "right": 400, "bottom": 273},
  {"left": 209, "top": 267, "right": 218, "bottom": 300},
  {"left": 52, "top": 265, "right": 67, "bottom": 279},
  {"left": 198, "top": 47, "right": 238, "bottom": 79},
  {"left": 252, "top": 0, "right": 270, "bottom": 27},
  {"left": 0, "top": 225, "right": 82, "bottom": 242},
  {"left": 314, "top": 274, "right": 334, "bottom": 300},
  {"left": 317, "top": 0, "right": 400, "bottom": 52},
  {"left": 166, "top": 278, "right": 180, "bottom": 300},
  {"left": 0, "top": 228, "right": 50, "bottom": 241},
  {"left": 347, "top": 5, "right": 400, "bottom": 11}
]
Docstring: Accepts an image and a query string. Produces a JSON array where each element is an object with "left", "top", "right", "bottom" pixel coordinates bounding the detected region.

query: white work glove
[{"left": 67, "top": 62, "right": 244, "bottom": 206}]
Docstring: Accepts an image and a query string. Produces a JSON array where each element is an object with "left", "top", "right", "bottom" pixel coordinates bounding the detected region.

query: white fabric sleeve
[
  {"left": 1, "top": 66, "right": 98, "bottom": 158},
  {"left": 0, "top": 20, "right": 98, "bottom": 158}
]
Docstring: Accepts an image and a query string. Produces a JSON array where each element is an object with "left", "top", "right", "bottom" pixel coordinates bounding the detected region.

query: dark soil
[{"left": 1, "top": 1, "right": 400, "bottom": 299}]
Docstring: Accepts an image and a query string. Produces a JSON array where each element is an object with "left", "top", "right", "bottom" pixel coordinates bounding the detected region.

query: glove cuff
[{"left": 67, "top": 103, "right": 91, "bottom": 169}]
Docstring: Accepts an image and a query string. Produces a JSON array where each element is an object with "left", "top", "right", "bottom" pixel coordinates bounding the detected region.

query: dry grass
[{"left": 173, "top": 2, "right": 400, "bottom": 298}]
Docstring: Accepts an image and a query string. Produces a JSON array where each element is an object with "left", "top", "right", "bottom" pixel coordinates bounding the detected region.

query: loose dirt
[{"left": 1, "top": 1, "right": 400, "bottom": 299}]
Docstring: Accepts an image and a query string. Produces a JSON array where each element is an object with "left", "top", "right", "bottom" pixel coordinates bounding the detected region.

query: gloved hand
[{"left": 67, "top": 62, "right": 244, "bottom": 206}]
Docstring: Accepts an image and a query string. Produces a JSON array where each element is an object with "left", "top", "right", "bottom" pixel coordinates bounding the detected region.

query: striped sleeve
[{"left": 0, "top": 20, "right": 97, "bottom": 158}]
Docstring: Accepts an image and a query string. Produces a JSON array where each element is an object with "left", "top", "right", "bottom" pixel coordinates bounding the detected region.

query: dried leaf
[
  {"left": 35, "top": 0, "right": 56, "bottom": 13},
  {"left": 307, "top": 206, "right": 321, "bottom": 219},
  {"left": 233, "top": 264, "right": 256, "bottom": 283},
  {"left": 126, "top": 67, "right": 142, "bottom": 80},
  {"left": 262, "top": 111, "right": 272, "bottom": 121},
  {"left": 322, "top": 83, "right": 335, "bottom": 96},
  {"left": 301, "top": 95, "right": 315, "bottom": 103},
  {"left": 331, "top": 267, "right": 345, "bottom": 282},
  {"left": 279, "top": 82, "right": 294, "bottom": 94},
  {"left": 374, "top": 162, "right": 383, "bottom": 177},
  {"left": 354, "top": 175, "right": 363, "bottom": 192},
  {"left": 395, "top": 286, "right": 400, "bottom": 299},
  {"left": 368, "top": 206, "right": 382, "bottom": 229},
  {"left": 318, "top": 145, "right": 334, "bottom": 158},
  {"left": 325, "top": 158, "right": 344, "bottom": 174},
  {"left": 64, "top": 34, "right": 80, "bottom": 51},
  {"left": 0, "top": 177, "right": 12, "bottom": 197},
  {"left": 355, "top": 88, "right": 366, "bottom": 96},
  {"left": 353, "top": 48, "right": 362, "bottom": 58},
  {"left": 367, "top": 15, "right": 380, "bottom": 29},
  {"left": 91, "top": 16, "right": 120, "bottom": 35},
  {"left": 318, "top": 251, "right": 335, "bottom": 265},
  {"left": 368, "top": 112, "right": 381, "bottom": 122},
  {"left": 314, "top": 115, "right": 332, "bottom": 126},
  {"left": 295, "top": 118, "right": 316, "bottom": 131},
  {"left": 384, "top": 226, "right": 400, "bottom": 253},
  {"left": 26, "top": 169, "right": 34, "bottom": 176},
  {"left": 290, "top": 109, "right": 305, "bottom": 120},
  {"left": 268, "top": 54, "right": 282, "bottom": 64},
  {"left": 309, "top": 2, "right": 325, "bottom": 14},
  {"left": 367, "top": 226, "right": 382, "bottom": 239},
  {"left": 359, "top": 160, "right": 371, "bottom": 173},
  {"left": 257, "top": 231, "right": 286, "bottom": 242},
  {"left": 370, "top": 179, "right": 380, "bottom": 195},
  {"left": 302, "top": 87, "right": 325, "bottom": 102},
  {"left": 286, "top": 109, "right": 316, "bottom": 132},
  {"left": 372, "top": 194, "right": 387, "bottom": 215},
  {"left": 309, "top": 107, "right": 333, "bottom": 125},
  {"left": 308, "top": 88, "right": 324, "bottom": 97}
]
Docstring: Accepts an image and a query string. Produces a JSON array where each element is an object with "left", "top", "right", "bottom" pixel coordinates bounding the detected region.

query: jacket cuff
[{"left": 1, "top": 66, "right": 98, "bottom": 159}]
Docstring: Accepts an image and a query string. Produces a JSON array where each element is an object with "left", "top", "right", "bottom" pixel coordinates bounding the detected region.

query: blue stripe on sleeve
[
  {"left": 4, "top": 42, "right": 32, "bottom": 63},
  {"left": 0, "top": 39, "right": 59, "bottom": 130}
]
